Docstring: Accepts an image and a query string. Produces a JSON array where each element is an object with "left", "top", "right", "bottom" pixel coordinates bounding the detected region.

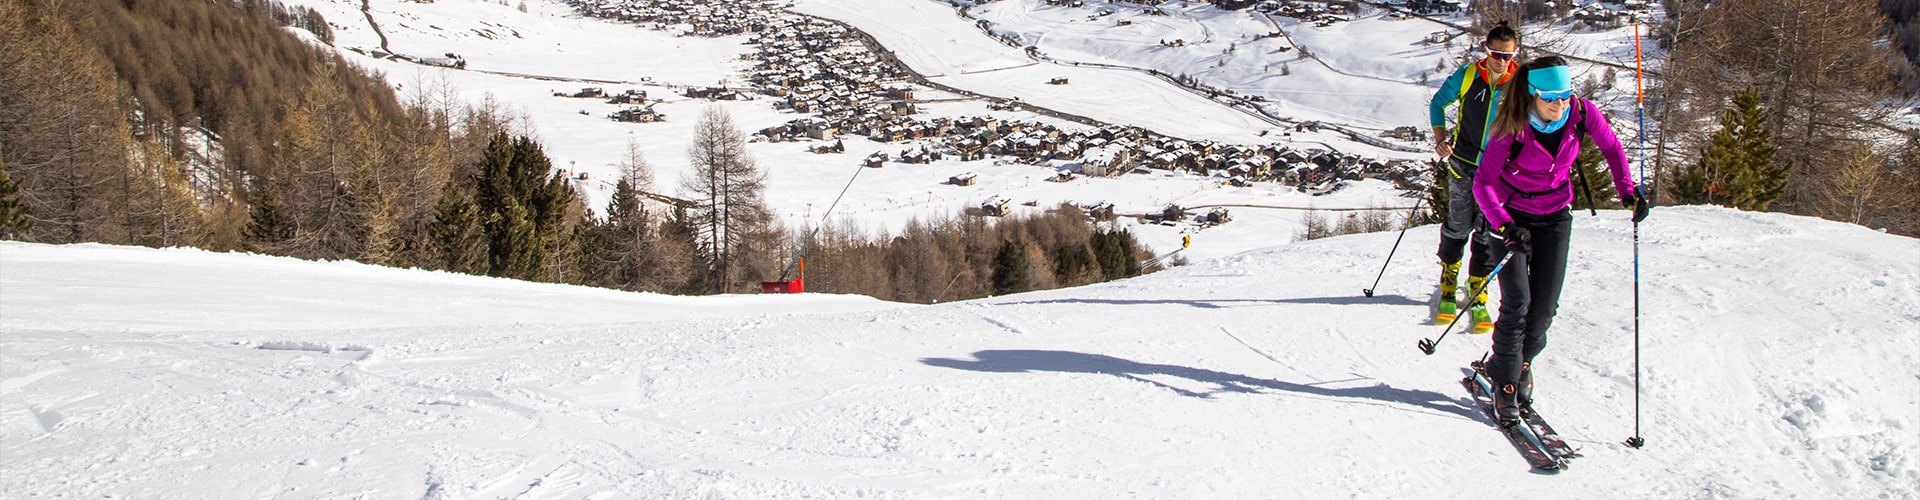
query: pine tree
[
  {"left": 1571, "top": 140, "right": 1620, "bottom": 212},
  {"left": 1673, "top": 89, "right": 1782, "bottom": 211},
  {"left": 472, "top": 133, "right": 575, "bottom": 281},
  {"left": 431, "top": 183, "right": 486, "bottom": 274},
  {"left": 991, "top": 240, "right": 1030, "bottom": 296},
  {"left": 0, "top": 158, "right": 30, "bottom": 239},
  {"left": 604, "top": 177, "right": 657, "bottom": 291},
  {"left": 1051, "top": 242, "right": 1099, "bottom": 287},
  {"left": 659, "top": 206, "right": 709, "bottom": 295},
  {"left": 571, "top": 217, "right": 616, "bottom": 289},
  {"left": 1424, "top": 159, "right": 1449, "bottom": 225},
  {"left": 244, "top": 181, "right": 293, "bottom": 253},
  {"left": 1089, "top": 230, "right": 1138, "bottom": 280}
]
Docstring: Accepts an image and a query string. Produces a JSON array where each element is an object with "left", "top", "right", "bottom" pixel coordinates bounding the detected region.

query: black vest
[{"left": 1451, "top": 75, "right": 1498, "bottom": 167}]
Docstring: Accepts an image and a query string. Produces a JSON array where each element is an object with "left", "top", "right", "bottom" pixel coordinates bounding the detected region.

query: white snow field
[{"left": 4, "top": 206, "right": 1916, "bottom": 497}]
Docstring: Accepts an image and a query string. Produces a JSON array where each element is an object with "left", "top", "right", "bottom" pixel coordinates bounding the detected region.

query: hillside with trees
[
  {"left": 0, "top": 0, "right": 1146, "bottom": 303},
  {"left": 1651, "top": 0, "right": 1918, "bottom": 235}
]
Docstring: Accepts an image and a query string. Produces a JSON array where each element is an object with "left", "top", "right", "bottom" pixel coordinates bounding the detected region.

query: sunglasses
[
  {"left": 1531, "top": 88, "right": 1575, "bottom": 103},
  {"left": 1488, "top": 49, "right": 1517, "bottom": 61}
]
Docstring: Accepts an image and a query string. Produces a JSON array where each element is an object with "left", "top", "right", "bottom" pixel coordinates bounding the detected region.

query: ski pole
[
  {"left": 1362, "top": 197, "right": 1426, "bottom": 297},
  {"left": 1626, "top": 23, "right": 1649, "bottom": 450},
  {"left": 1418, "top": 251, "right": 1515, "bottom": 355}
]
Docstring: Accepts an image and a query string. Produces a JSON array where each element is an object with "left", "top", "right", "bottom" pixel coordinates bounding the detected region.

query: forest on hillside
[{"left": 0, "top": 0, "right": 1148, "bottom": 303}]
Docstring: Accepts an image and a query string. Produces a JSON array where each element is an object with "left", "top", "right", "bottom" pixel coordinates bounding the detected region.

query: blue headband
[{"left": 1527, "top": 65, "right": 1572, "bottom": 93}]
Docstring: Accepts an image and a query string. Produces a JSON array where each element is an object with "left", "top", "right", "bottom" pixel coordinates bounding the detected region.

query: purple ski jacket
[{"left": 1474, "top": 97, "right": 1638, "bottom": 229}]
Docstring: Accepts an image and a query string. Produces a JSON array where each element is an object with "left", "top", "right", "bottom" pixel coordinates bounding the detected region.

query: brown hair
[
  {"left": 1486, "top": 21, "right": 1518, "bottom": 45},
  {"left": 1490, "top": 56, "right": 1570, "bottom": 139}
]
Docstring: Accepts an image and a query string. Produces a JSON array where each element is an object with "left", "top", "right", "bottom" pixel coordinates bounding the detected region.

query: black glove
[
  {"left": 1621, "top": 193, "right": 1650, "bottom": 223},
  {"left": 1497, "top": 223, "right": 1531, "bottom": 254}
]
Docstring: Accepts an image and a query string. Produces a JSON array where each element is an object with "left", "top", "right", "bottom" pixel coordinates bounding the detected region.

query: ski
[
  {"left": 1468, "top": 361, "right": 1581, "bottom": 458},
  {"left": 1522, "top": 404, "right": 1583, "bottom": 459},
  {"left": 1461, "top": 371, "right": 1568, "bottom": 472}
]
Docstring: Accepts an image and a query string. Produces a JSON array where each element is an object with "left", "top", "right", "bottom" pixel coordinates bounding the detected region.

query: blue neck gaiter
[{"left": 1530, "top": 111, "right": 1569, "bottom": 134}]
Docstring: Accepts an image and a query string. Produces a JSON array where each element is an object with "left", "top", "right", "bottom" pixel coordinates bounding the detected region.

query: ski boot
[
  {"left": 1494, "top": 382, "right": 1523, "bottom": 428},
  {"left": 1468, "top": 275, "right": 1494, "bottom": 334},
  {"left": 1435, "top": 260, "right": 1462, "bottom": 324},
  {"left": 1517, "top": 362, "right": 1536, "bottom": 418}
]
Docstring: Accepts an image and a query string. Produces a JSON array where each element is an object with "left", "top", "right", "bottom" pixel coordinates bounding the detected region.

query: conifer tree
[
  {"left": 566, "top": 219, "right": 612, "bottom": 288},
  {"left": 0, "top": 158, "right": 30, "bottom": 239},
  {"left": 431, "top": 183, "right": 486, "bottom": 274},
  {"left": 473, "top": 133, "right": 575, "bottom": 281},
  {"left": 244, "top": 181, "right": 293, "bottom": 253},
  {"left": 1090, "top": 230, "right": 1139, "bottom": 280},
  {"left": 1571, "top": 140, "right": 1621, "bottom": 212},
  {"left": 659, "top": 206, "right": 709, "bottom": 295},
  {"left": 1052, "top": 242, "right": 1099, "bottom": 287},
  {"left": 1673, "top": 89, "right": 1783, "bottom": 211},
  {"left": 604, "top": 177, "right": 657, "bottom": 291},
  {"left": 991, "top": 240, "right": 1030, "bottom": 296},
  {"left": 1424, "top": 159, "right": 1449, "bottom": 225}
]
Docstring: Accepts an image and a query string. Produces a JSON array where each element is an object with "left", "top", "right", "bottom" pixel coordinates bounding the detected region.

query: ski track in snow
[{"left": 2, "top": 207, "right": 1916, "bottom": 497}]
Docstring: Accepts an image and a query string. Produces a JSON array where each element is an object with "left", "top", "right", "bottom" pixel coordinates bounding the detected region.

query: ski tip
[
  {"left": 1472, "top": 322, "right": 1495, "bottom": 334},
  {"left": 1434, "top": 314, "right": 1457, "bottom": 324},
  {"left": 1529, "top": 462, "right": 1566, "bottom": 475}
]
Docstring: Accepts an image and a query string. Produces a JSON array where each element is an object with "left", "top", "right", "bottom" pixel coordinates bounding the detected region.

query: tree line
[
  {"left": 1461, "top": 1, "right": 1916, "bottom": 237},
  {"left": 0, "top": 0, "right": 1149, "bottom": 303},
  {"left": 1647, "top": 0, "right": 1918, "bottom": 235}
]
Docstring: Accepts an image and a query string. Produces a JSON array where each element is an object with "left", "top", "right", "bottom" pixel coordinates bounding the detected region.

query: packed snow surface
[{"left": 4, "top": 206, "right": 1916, "bottom": 497}]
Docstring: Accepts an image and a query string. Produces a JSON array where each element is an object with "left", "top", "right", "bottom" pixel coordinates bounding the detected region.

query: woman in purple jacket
[{"left": 1473, "top": 56, "right": 1650, "bottom": 427}]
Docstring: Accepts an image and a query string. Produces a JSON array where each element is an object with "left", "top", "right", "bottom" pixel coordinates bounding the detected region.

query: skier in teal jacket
[{"left": 1426, "top": 22, "right": 1519, "bottom": 332}]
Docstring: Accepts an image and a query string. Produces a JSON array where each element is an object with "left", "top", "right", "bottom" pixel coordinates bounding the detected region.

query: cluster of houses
[
  {"left": 762, "top": 112, "right": 1420, "bottom": 194},
  {"left": 1568, "top": 0, "right": 1654, "bottom": 29},
  {"left": 1256, "top": 1, "right": 1353, "bottom": 26},
  {"left": 554, "top": 87, "right": 663, "bottom": 122},
  {"left": 1396, "top": 0, "right": 1465, "bottom": 15},
  {"left": 562, "top": 0, "right": 1425, "bottom": 198},
  {"left": 567, "top": 0, "right": 914, "bottom": 127},
  {"left": 748, "top": 18, "right": 914, "bottom": 121},
  {"left": 565, "top": 0, "right": 775, "bottom": 36}
]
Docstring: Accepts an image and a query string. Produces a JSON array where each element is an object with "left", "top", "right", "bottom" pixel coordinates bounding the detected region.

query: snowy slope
[{"left": 4, "top": 207, "right": 1915, "bottom": 497}]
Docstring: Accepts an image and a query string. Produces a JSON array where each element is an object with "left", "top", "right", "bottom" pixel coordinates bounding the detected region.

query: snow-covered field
[
  {"left": 4, "top": 207, "right": 1916, "bottom": 497},
  {"left": 8, "top": 2, "right": 1914, "bottom": 496}
]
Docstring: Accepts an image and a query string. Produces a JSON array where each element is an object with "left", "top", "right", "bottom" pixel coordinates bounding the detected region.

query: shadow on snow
[
  {"left": 990, "top": 294, "right": 1426, "bottom": 309},
  {"left": 923, "top": 349, "right": 1476, "bottom": 420}
]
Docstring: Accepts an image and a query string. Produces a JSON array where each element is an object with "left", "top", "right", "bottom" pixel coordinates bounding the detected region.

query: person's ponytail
[{"left": 1486, "top": 21, "right": 1517, "bottom": 45}]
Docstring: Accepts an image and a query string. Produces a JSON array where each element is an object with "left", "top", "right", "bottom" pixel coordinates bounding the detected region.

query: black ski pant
[
  {"left": 1486, "top": 207, "right": 1574, "bottom": 391},
  {"left": 1438, "top": 157, "right": 1497, "bottom": 278}
]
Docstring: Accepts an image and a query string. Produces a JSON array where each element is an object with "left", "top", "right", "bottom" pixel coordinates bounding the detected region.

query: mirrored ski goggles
[
  {"left": 1487, "top": 49, "right": 1517, "bottom": 60},
  {"left": 1530, "top": 88, "right": 1575, "bottom": 103}
]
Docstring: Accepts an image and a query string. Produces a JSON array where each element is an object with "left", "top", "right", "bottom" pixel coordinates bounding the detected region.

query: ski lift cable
[{"left": 779, "top": 148, "right": 872, "bottom": 280}]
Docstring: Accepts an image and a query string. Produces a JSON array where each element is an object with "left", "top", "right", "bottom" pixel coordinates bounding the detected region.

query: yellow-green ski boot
[
  {"left": 1468, "top": 275, "right": 1494, "bottom": 334},
  {"left": 1435, "top": 261, "right": 1461, "bottom": 324}
]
